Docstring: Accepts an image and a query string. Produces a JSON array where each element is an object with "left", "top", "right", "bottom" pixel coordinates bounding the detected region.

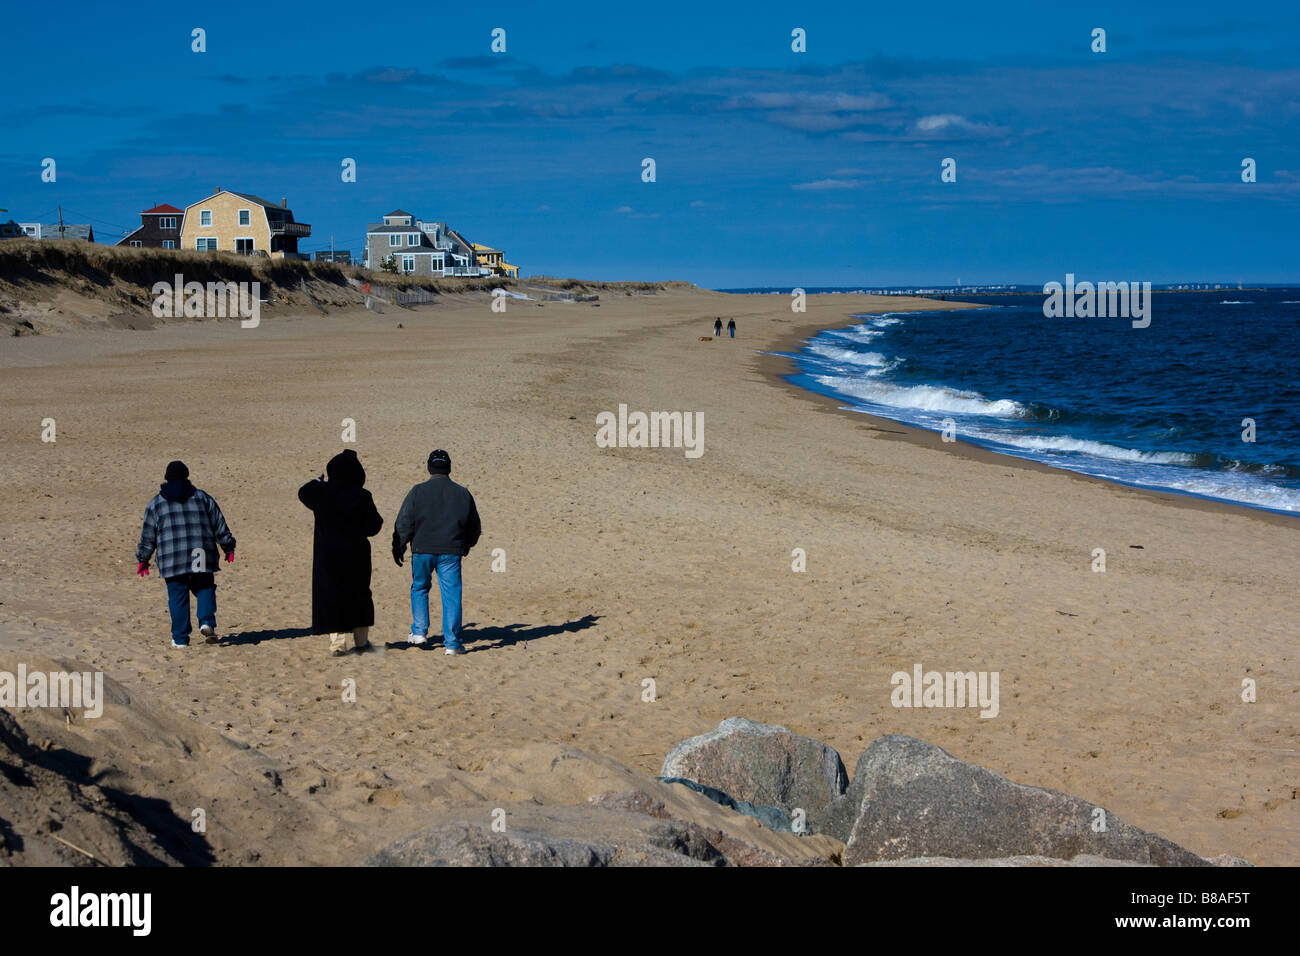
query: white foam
[
  {"left": 969, "top": 430, "right": 1197, "bottom": 465},
  {"left": 819, "top": 375, "right": 1024, "bottom": 417},
  {"left": 1156, "top": 476, "right": 1300, "bottom": 512},
  {"left": 807, "top": 343, "right": 894, "bottom": 370}
]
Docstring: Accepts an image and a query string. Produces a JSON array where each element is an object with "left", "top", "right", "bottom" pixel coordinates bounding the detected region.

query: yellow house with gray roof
[{"left": 180, "top": 187, "right": 311, "bottom": 258}]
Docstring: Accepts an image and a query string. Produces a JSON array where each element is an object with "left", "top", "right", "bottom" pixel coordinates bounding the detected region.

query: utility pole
[
  {"left": 331, "top": 233, "right": 334, "bottom": 261},
  {"left": 58, "top": 204, "right": 65, "bottom": 239}
]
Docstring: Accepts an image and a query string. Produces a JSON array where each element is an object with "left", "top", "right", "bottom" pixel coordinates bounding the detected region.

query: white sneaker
[
  {"left": 444, "top": 645, "right": 466, "bottom": 656},
  {"left": 408, "top": 633, "right": 428, "bottom": 645},
  {"left": 171, "top": 640, "right": 188, "bottom": 648},
  {"left": 199, "top": 624, "right": 217, "bottom": 644}
]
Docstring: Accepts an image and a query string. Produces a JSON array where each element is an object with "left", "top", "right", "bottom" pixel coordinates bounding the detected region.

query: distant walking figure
[
  {"left": 392, "top": 449, "right": 482, "bottom": 655},
  {"left": 298, "top": 449, "right": 384, "bottom": 657},
  {"left": 713, "top": 317, "right": 723, "bottom": 337},
  {"left": 727, "top": 318, "right": 736, "bottom": 338},
  {"left": 135, "top": 460, "right": 236, "bottom": 648}
]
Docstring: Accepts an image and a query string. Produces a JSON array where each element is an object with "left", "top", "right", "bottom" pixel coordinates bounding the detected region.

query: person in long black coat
[{"left": 297, "top": 449, "right": 384, "bottom": 656}]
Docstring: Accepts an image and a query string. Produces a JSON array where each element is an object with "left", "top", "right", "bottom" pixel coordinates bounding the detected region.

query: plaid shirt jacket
[{"left": 136, "top": 489, "right": 236, "bottom": 579}]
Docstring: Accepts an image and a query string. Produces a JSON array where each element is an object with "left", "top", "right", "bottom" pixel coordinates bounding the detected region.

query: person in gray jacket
[{"left": 392, "top": 449, "right": 482, "bottom": 655}]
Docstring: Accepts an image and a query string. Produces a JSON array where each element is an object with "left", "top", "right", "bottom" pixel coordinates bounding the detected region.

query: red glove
[
  {"left": 136, "top": 562, "right": 150, "bottom": 576},
  {"left": 225, "top": 551, "right": 235, "bottom": 564}
]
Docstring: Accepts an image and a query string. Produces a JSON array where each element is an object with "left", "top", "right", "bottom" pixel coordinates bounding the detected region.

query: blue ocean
[{"left": 768, "top": 289, "right": 1300, "bottom": 515}]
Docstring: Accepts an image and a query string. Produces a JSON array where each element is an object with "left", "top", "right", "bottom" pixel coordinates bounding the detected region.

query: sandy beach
[{"left": 0, "top": 287, "right": 1295, "bottom": 865}]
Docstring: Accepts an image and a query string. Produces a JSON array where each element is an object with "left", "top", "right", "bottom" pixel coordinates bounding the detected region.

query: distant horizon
[{"left": 7, "top": 0, "right": 1299, "bottom": 286}]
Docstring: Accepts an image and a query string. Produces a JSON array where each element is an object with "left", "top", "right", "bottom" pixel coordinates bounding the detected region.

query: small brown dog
[{"left": 698, "top": 336, "right": 713, "bottom": 342}]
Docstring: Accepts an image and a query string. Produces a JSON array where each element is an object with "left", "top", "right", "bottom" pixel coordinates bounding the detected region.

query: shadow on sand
[
  {"left": 384, "top": 614, "right": 602, "bottom": 653},
  {"left": 219, "top": 626, "right": 315, "bottom": 646}
]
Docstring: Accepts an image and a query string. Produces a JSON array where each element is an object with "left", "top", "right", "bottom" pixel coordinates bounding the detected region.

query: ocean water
[{"left": 781, "top": 290, "right": 1300, "bottom": 515}]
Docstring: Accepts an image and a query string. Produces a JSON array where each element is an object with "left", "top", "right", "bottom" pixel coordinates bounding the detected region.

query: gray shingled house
[{"left": 362, "top": 210, "right": 485, "bottom": 276}]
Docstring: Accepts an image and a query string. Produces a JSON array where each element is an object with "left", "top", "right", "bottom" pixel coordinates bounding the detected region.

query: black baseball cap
[{"left": 428, "top": 449, "right": 451, "bottom": 474}]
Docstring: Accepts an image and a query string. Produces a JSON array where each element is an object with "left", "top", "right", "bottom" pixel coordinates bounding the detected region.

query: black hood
[
  {"left": 160, "top": 479, "right": 196, "bottom": 502},
  {"left": 326, "top": 449, "right": 366, "bottom": 487}
]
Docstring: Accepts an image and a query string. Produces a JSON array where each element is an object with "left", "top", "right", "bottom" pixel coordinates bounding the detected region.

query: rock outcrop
[
  {"left": 830, "top": 735, "right": 1208, "bottom": 867},
  {"left": 659, "top": 717, "right": 848, "bottom": 834}
]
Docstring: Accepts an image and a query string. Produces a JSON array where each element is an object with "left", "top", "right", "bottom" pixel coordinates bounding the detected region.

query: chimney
[
  {"left": 281, "top": 197, "right": 287, "bottom": 208},
  {"left": 214, "top": 186, "right": 221, "bottom": 195}
]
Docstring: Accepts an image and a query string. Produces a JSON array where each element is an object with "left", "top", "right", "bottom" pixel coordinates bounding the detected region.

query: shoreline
[{"left": 757, "top": 305, "right": 1297, "bottom": 530}]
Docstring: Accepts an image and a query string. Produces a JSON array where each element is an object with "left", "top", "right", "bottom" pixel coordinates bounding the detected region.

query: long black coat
[{"left": 298, "top": 450, "right": 384, "bottom": 634}]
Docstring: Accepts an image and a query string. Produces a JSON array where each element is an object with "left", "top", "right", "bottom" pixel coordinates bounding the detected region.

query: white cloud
[{"left": 793, "top": 178, "right": 863, "bottom": 191}]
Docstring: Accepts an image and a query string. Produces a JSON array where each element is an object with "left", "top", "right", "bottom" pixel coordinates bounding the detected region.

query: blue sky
[{"left": 4, "top": 0, "right": 1298, "bottom": 285}]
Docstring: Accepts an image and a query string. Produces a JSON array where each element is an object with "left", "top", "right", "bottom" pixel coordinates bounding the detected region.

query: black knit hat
[
  {"left": 427, "top": 449, "right": 451, "bottom": 474},
  {"left": 164, "top": 460, "right": 189, "bottom": 481}
]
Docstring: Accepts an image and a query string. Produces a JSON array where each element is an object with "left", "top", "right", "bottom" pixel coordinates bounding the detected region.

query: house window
[
  {"left": 402, "top": 255, "right": 415, "bottom": 273},
  {"left": 159, "top": 217, "right": 177, "bottom": 230},
  {"left": 163, "top": 240, "right": 175, "bottom": 249},
  {"left": 389, "top": 234, "right": 402, "bottom": 247},
  {"left": 197, "top": 238, "right": 217, "bottom": 251},
  {"left": 238, "top": 210, "right": 251, "bottom": 227},
  {"left": 235, "top": 239, "right": 254, "bottom": 254},
  {"left": 130, "top": 241, "right": 142, "bottom": 247},
  {"left": 199, "top": 210, "right": 212, "bottom": 227},
  {"left": 433, "top": 254, "right": 445, "bottom": 272},
  {"left": 408, "top": 234, "right": 420, "bottom": 245}
]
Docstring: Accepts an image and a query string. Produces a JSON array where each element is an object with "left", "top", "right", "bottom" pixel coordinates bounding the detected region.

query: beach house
[
  {"left": 117, "top": 204, "right": 183, "bottom": 248},
  {"left": 362, "top": 210, "right": 486, "bottom": 276},
  {"left": 472, "top": 242, "right": 519, "bottom": 278},
  {"left": 15, "top": 222, "right": 95, "bottom": 242},
  {"left": 179, "top": 188, "right": 311, "bottom": 258}
]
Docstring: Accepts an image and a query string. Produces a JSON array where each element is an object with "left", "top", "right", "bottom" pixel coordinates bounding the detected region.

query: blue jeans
[
  {"left": 410, "top": 553, "right": 463, "bottom": 649},
  {"left": 165, "top": 572, "right": 216, "bottom": 645}
]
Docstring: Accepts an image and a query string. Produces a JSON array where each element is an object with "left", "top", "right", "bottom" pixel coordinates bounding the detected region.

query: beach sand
[{"left": 0, "top": 287, "right": 1295, "bottom": 864}]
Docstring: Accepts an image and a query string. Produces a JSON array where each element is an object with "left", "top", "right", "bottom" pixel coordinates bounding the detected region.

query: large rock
[
  {"left": 366, "top": 803, "right": 724, "bottom": 867},
  {"left": 861, "top": 855, "right": 1155, "bottom": 867},
  {"left": 589, "top": 789, "right": 833, "bottom": 866},
  {"left": 660, "top": 718, "right": 848, "bottom": 834},
  {"left": 832, "top": 736, "right": 1207, "bottom": 866},
  {"left": 656, "top": 776, "right": 793, "bottom": 832}
]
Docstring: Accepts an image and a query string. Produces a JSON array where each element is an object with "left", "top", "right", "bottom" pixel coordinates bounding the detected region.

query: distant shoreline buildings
[{"left": 2, "top": 188, "right": 521, "bottom": 277}]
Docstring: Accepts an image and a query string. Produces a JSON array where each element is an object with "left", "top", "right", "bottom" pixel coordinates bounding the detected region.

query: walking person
[
  {"left": 727, "top": 318, "right": 736, "bottom": 338},
  {"left": 713, "top": 317, "right": 723, "bottom": 337},
  {"left": 135, "top": 460, "right": 236, "bottom": 648},
  {"left": 392, "top": 449, "right": 481, "bottom": 655},
  {"left": 298, "top": 449, "right": 384, "bottom": 657}
]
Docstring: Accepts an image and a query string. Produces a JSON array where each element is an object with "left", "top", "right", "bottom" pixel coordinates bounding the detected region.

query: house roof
[
  {"left": 472, "top": 243, "right": 501, "bottom": 252},
  {"left": 384, "top": 209, "right": 413, "bottom": 218},
  {"left": 186, "top": 190, "right": 291, "bottom": 213},
  {"left": 227, "top": 191, "right": 291, "bottom": 212},
  {"left": 367, "top": 223, "right": 424, "bottom": 234},
  {"left": 141, "top": 204, "right": 182, "bottom": 215}
]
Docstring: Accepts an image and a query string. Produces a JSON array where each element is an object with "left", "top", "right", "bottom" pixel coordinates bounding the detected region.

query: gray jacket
[{"left": 393, "top": 476, "right": 481, "bottom": 556}]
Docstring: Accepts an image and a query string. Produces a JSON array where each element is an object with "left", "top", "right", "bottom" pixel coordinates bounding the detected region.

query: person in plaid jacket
[{"left": 136, "top": 460, "right": 237, "bottom": 647}]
